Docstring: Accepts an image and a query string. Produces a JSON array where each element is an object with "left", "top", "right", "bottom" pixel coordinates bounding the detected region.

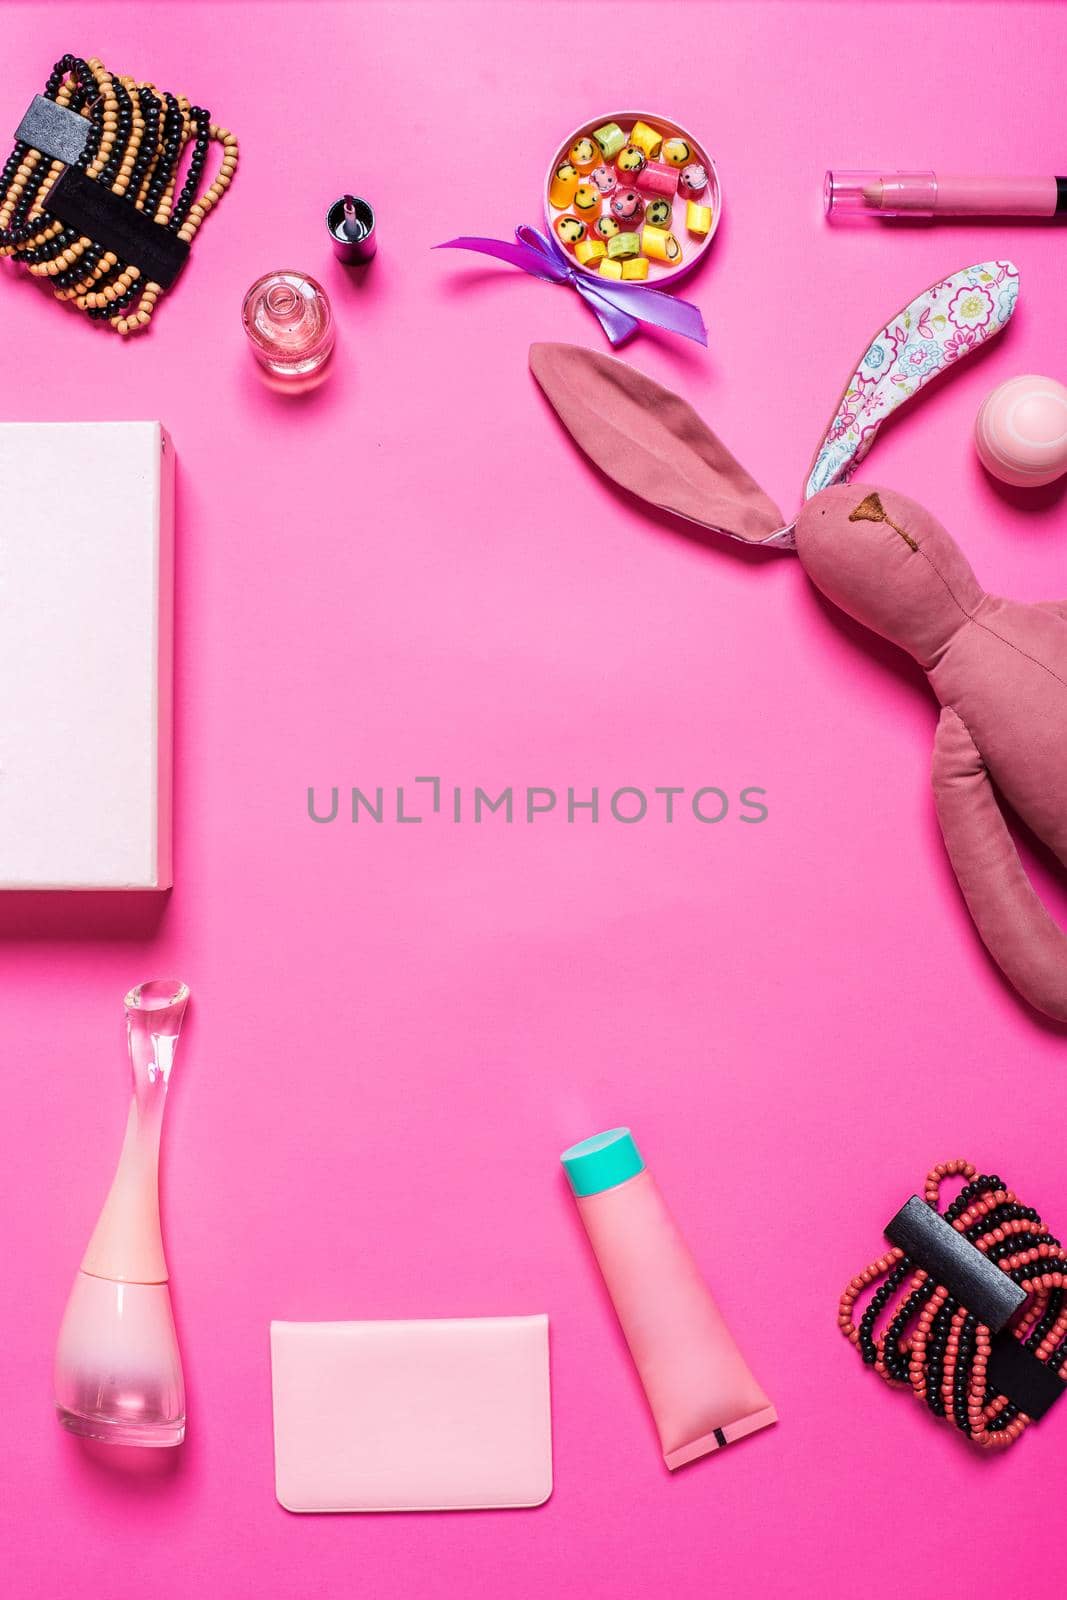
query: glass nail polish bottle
[
  {"left": 54, "top": 980, "right": 190, "bottom": 1447},
  {"left": 241, "top": 270, "right": 334, "bottom": 380}
]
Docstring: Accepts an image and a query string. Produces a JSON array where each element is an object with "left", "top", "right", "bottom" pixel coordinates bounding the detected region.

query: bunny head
[
  {"left": 530, "top": 261, "right": 1067, "bottom": 1028},
  {"left": 794, "top": 484, "right": 984, "bottom": 668},
  {"left": 530, "top": 262, "right": 1020, "bottom": 670}
]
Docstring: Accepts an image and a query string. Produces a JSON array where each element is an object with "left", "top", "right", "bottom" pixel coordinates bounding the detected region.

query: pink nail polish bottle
[
  {"left": 54, "top": 980, "right": 190, "bottom": 1447},
  {"left": 241, "top": 270, "right": 334, "bottom": 380}
]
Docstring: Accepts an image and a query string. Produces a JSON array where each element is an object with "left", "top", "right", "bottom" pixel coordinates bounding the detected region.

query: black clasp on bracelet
[
  {"left": 41, "top": 166, "right": 190, "bottom": 289},
  {"left": 14, "top": 94, "right": 89, "bottom": 166},
  {"left": 885, "top": 1195, "right": 1066, "bottom": 1420}
]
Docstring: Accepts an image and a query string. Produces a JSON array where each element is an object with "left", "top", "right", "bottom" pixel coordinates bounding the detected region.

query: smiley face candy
[
  {"left": 645, "top": 198, "right": 672, "bottom": 228},
  {"left": 549, "top": 160, "right": 580, "bottom": 209},
  {"left": 554, "top": 213, "right": 587, "bottom": 249},
  {"left": 615, "top": 144, "right": 647, "bottom": 177},
  {"left": 569, "top": 136, "right": 600, "bottom": 175},
  {"left": 610, "top": 188, "right": 644, "bottom": 223},
  {"left": 573, "top": 183, "right": 601, "bottom": 223},
  {"left": 679, "top": 162, "right": 708, "bottom": 197},
  {"left": 594, "top": 214, "right": 620, "bottom": 241},
  {"left": 661, "top": 137, "right": 693, "bottom": 167},
  {"left": 588, "top": 164, "right": 617, "bottom": 197}
]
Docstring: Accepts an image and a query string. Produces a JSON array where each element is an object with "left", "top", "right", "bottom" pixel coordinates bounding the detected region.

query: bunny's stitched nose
[{"left": 848, "top": 491, "right": 917, "bottom": 550}]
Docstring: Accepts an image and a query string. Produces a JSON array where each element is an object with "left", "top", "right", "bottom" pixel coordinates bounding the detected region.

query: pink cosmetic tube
[
  {"left": 826, "top": 169, "right": 1065, "bottom": 220},
  {"left": 561, "top": 1128, "right": 776, "bottom": 1468}
]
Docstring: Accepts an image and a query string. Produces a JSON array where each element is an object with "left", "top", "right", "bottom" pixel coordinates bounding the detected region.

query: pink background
[{"left": 3, "top": 3, "right": 1067, "bottom": 1596}]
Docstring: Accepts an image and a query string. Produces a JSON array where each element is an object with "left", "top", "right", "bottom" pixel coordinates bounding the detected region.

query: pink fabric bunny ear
[{"left": 529, "top": 342, "right": 792, "bottom": 547}]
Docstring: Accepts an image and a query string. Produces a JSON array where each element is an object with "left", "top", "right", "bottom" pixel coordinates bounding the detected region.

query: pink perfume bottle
[
  {"left": 241, "top": 270, "right": 334, "bottom": 379},
  {"left": 54, "top": 980, "right": 190, "bottom": 1447}
]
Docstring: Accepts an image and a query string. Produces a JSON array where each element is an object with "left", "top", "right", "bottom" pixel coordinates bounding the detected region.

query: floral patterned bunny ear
[{"left": 804, "top": 260, "right": 1020, "bottom": 500}]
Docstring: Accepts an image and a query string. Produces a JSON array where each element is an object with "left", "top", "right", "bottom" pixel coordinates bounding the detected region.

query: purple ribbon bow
[{"left": 434, "top": 224, "right": 708, "bottom": 347}]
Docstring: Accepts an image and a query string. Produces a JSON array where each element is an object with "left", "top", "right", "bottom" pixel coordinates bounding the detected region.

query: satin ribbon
[{"left": 435, "top": 225, "right": 708, "bottom": 347}]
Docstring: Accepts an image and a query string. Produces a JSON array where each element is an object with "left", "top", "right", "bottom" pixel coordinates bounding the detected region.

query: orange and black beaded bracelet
[
  {"left": 0, "top": 53, "right": 237, "bottom": 335},
  {"left": 839, "top": 1161, "right": 1067, "bottom": 1449}
]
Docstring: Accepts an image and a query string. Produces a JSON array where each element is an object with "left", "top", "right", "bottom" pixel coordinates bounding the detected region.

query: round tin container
[{"left": 544, "top": 110, "right": 721, "bottom": 285}]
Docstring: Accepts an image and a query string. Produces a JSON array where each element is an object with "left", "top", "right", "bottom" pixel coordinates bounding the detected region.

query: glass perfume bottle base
[
  {"left": 56, "top": 1403, "right": 185, "bottom": 1448},
  {"left": 53, "top": 981, "right": 191, "bottom": 1453},
  {"left": 242, "top": 271, "right": 334, "bottom": 381}
]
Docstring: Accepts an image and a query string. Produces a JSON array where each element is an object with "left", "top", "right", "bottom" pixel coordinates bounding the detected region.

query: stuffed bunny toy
[{"left": 530, "top": 260, "right": 1067, "bottom": 1025}]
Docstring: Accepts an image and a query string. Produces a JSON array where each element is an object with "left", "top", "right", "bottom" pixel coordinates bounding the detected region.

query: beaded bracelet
[
  {"left": 0, "top": 54, "right": 237, "bottom": 335},
  {"left": 839, "top": 1160, "right": 1067, "bottom": 1449}
]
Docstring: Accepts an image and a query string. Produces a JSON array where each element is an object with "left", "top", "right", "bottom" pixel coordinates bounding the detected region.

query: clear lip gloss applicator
[
  {"left": 825, "top": 169, "right": 1067, "bottom": 220},
  {"left": 54, "top": 980, "right": 191, "bottom": 1447}
]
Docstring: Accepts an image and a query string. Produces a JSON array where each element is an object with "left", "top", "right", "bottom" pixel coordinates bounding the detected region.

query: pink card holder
[{"left": 270, "top": 1315, "right": 553, "bottom": 1512}]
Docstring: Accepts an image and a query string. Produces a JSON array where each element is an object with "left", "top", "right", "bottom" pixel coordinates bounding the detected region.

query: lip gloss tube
[
  {"left": 825, "top": 169, "right": 1067, "bottom": 220},
  {"left": 561, "top": 1128, "right": 776, "bottom": 1469}
]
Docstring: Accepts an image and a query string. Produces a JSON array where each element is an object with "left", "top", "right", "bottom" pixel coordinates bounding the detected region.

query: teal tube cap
[{"left": 561, "top": 1127, "right": 645, "bottom": 1197}]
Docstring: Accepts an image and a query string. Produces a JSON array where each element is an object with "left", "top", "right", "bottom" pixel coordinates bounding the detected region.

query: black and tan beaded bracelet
[{"left": 0, "top": 54, "right": 237, "bottom": 335}]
